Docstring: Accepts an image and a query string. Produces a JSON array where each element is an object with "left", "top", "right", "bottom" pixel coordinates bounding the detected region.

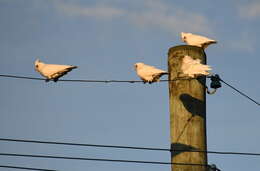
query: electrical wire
[
  {"left": 0, "top": 165, "right": 58, "bottom": 171},
  {"left": 0, "top": 74, "right": 191, "bottom": 83},
  {"left": 1, "top": 74, "right": 259, "bottom": 106},
  {"left": 0, "top": 74, "right": 44, "bottom": 81},
  {"left": 1, "top": 138, "right": 260, "bottom": 156},
  {"left": 0, "top": 152, "right": 210, "bottom": 168},
  {"left": 0, "top": 138, "right": 168, "bottom": 151},
  {"left": 218, "top": 77, "right": 260, "bottom": 106}
]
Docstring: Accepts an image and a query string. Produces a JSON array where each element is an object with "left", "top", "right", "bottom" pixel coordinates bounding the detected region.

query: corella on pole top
[{"left": 181, "top": 32, "right": 217, "bottom": 49}]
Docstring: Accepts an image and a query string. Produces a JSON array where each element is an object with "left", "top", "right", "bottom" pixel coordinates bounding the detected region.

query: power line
[
  {"left": 0, "top": 138, "right": 168, "bottom": 151},
  {"left": 218, "top": 77, "right": 260, "bottom": 106},
  {"left": 0, "top": 74, "right": 190, "bottom": 83},
  {"left": 1, "top": 74, "right": 259, "bottom": 105},
  {"left": 0, "top": 152, "right": 210, "bottom": 168},
  {"left": 196, "top": 150, "right": 260, "bottom": 156},
  {"left": 1, "top": 74, "right": 259, "bottom": 106},
  {"left": 1, "top": 138, "right": 260, "bottom": 156},
  {"left": 0, "top": 165, "right": 58, "bottom": 171},
  {"left": 0, "top": 74, "right": 44, "bottom": 81}
]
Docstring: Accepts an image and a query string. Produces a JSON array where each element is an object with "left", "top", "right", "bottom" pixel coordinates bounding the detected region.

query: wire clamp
[{"left": 207, "top": 74, "right": 222, "bottom": 95}]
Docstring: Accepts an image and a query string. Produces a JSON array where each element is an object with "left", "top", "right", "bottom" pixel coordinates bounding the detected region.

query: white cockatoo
[
  {"left": 181, "top": 32, "right": 217, "bottom": 49},
  {"left": 181, "top": 55, "right": 211, "bottom": 78},
  {"left": 134, "top": 62, "right": 168, "bottom": 84},
  {"left": 34, "top": 59, "right": 77, "bottom": 82}
]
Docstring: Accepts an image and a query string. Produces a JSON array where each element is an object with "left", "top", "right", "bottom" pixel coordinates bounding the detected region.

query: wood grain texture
[{"left": 168, "top": 45, "right": 207, "bottom": 171}]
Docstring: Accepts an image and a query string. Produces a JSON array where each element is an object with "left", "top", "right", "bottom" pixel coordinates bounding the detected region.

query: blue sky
[{"left": 0, "top": 0, "right": 259, "bottom": 170}]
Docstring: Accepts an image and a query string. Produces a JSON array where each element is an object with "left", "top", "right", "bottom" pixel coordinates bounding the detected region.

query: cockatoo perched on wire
[
  {"left": 181, "top": 55, "right": 211, "bottom": 78},
  {"left": 34, "top": 59, "right": 77, "bottom": 82},
  {"left": 181, "top": 32, "right": 217, "bottom": 49},
  {"left": 134, "top": 62, "right": 168, "bottom": 84}
]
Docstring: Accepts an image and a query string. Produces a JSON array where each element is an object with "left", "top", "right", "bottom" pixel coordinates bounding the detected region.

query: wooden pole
[{"left": 168, "top": 45, "right": 208, "bottom": 171}]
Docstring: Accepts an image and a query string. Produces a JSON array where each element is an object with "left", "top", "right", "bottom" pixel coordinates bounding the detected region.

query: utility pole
[{"left": 168, "top": 45, "right": 208, "bottom": 171}]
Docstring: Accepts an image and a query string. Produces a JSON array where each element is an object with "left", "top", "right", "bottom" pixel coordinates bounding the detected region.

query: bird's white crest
[
  {"left": 181, "top": 55, "right": 211, "bottom": 78},
  {"left": 134, "top": 62, "right": 168, "bottom": 83},
  {"left": 34, "top": 59, "right": 77, "bottom": 82},
  {"left": 181, "top": 32, "right": 217, "bottom": 49}
]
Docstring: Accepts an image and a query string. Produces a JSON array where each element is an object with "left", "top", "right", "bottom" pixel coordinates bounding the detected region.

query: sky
[{"left": 0, "top": 0, "right": 259, "bottom": 170}]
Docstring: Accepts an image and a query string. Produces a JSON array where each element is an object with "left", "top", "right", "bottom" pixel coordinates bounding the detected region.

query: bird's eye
[
  {"left": 183, "top": 36, "right": 186, "bottom": 39},
  {"left": 35, "top": 65, "right": 39, "bottom": 68}
]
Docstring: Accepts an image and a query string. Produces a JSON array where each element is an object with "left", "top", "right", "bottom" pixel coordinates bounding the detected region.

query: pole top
[{"left": 168, "top": 45, "right": 206, "bottom": 57}]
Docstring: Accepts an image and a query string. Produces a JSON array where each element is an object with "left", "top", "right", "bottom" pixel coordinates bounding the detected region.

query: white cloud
[
  {"left": 54, "top": 0, "right": 214, "bottom": 35},
  {"left": 239, "top": 2, "right": 260, "bottom": 19},
  {"left": 128, "top": 0, "right": 213, "bottom": 34},
  {"left": 56, "top": 2, "right": 125, "bottom": 19},
  {"left": 52, "top": 0, "right": 260, "bottom": 52},
  {"left": 129, "top": 7, "right": 212, "bottom": 35}
]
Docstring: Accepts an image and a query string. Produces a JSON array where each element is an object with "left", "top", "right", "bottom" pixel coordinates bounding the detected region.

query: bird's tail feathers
[
  {"left": 206, "top": 40, "right": 217, "bottom": 44},
  {"left": 203, "top": 40, "right": 217, "bottom": 49},
  {"left": 69, "top": 66, "right": 78, "bottom": 69},
  {"left": 210, "top": 40, "right": 217, "bottom": 44},
  {"left": 160, "top": 72, "right": 169, "bottom": 75},
  {"left": 152, "top": 72, "right": 168, "bottom": 82}
]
